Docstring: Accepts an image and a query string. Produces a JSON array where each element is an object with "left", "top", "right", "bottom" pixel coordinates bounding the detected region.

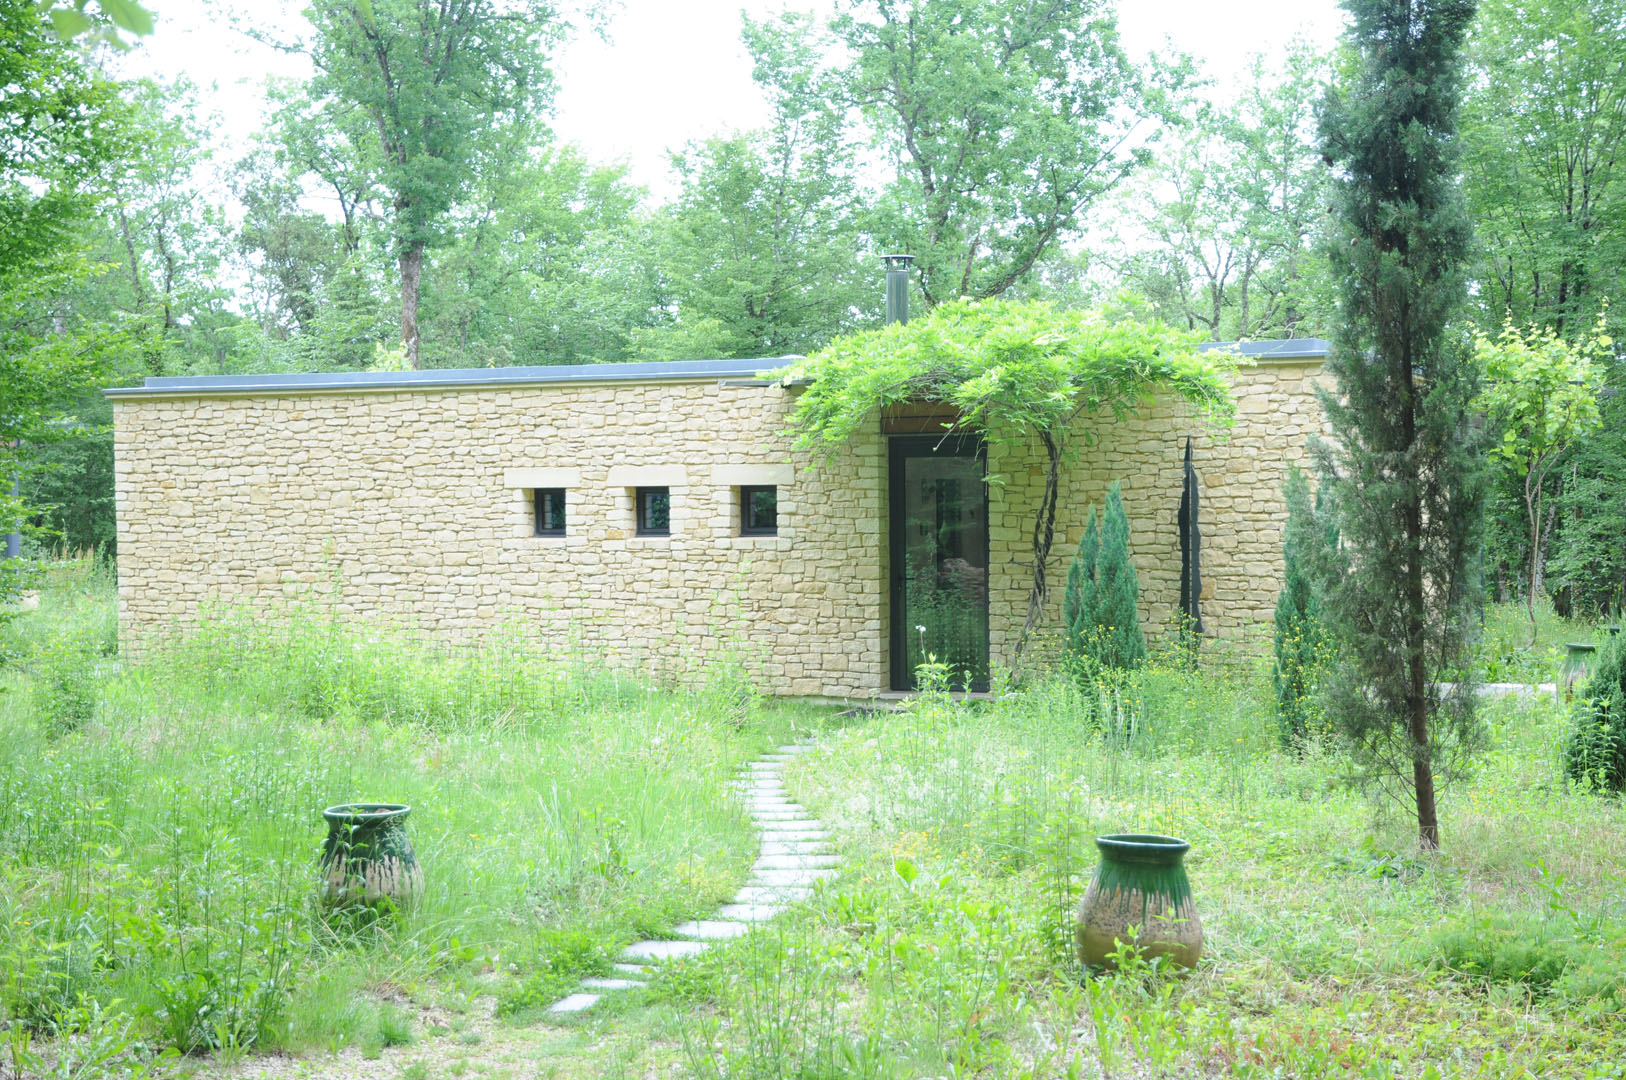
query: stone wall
[
  {"left": 987, "top": 358, "right": 1331, "bottom": 668},
  {"left": 112, "top": 360, "right": 1328, "bottom": 697},
  {"left": 112, "top": 380, "right": 888, "bottom": 698}
]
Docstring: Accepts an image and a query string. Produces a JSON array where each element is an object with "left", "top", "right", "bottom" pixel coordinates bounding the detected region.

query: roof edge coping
[{"left": 105, "top": 339, "right": 1331, "bottom": 400}]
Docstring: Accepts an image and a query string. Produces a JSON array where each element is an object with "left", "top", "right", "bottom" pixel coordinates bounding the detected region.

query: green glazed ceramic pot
[
  {"left": 320, "top": 803, "right": 424, "bottom": 910},
  {"left": 1562, "top": 642, "right": 1600, "bottom": 698},
  {"left": 1076, "top": 833, "right": 1202, "bottom": 970}
]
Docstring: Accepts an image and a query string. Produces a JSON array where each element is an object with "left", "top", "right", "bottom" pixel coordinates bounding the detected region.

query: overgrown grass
[
  {"left": 5, "top": 571, "right": 1625, "bottom": 1079},
  {"left": 670, "top": 648, "right": 1626, "bottom": 1079},
  {"left": 0, "top": 561, "right": 813, "bottom": 1071},
  {"left": 1475, "top": 596, "right": 1614, "bottom": 684}
]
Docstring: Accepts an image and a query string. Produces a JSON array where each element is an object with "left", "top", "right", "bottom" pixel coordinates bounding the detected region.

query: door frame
[{"left": 887, "top": 433, "right": 991, "bottom": 692}]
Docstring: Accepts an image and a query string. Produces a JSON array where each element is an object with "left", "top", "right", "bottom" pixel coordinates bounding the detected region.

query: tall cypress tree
[{"left": 1311, "top": 0, "right": 1485, "bottom": 850}]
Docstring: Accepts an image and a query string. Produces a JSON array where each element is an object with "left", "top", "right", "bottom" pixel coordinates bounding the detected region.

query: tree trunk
[
  {"left": 1526, "top": 466, "right": 1541, "bottom": 645},
  {"left": 1015, "top": 429, "right": 1063, "bottom": 660},
  {"left": 1409, "top": 684, "right": 1440, "bottom": 850},
  {"left": 399, "top": 242, "right": 424, "bottom": 369},
  {"left": 1403, "top": 354, "right": 1440, "bottom": 851}
]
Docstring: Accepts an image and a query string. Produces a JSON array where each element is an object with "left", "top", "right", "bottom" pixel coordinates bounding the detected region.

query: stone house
[{"left": 107, "top": 339, "right": 1330, "bottom": 698}]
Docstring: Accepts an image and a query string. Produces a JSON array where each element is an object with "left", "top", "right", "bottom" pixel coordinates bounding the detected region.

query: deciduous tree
[
  {"left": 1, "top": 5, "right": 137, "bottom": 595},
  {"left": 1475, "top": 315, "right": 1609, "bottom": 642},
  {"left": 293, "top": 0, "right": 563, "bottom": 368},
  {"left": 1463, "top": 0, "right": 1626, "bottom": 340},
  {"left": 749, "top": 0, "right": 1165, "bottom": 307}
]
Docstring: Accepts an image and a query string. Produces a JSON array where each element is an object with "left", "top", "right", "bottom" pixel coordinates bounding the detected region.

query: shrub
[
  {"left": 1062, "top": 481, "right": 1145, "bottom": 682},
  {"left": 32, "top": 632, "right": 101, "bottom": 738},
  {"left": 1563, "top": 630, "right": 1626, "bottom": 792},
  {"left": 1272, "top": 469, "right": 1331, "bottom": 746}
]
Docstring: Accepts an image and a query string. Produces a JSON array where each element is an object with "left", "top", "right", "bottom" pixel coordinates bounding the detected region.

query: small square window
[
  {"left": 636, "top": 486, "right": 670, "bottom": 536},
  {"left": 740, "top": 485, "right": 778, "bottom": 536},
  {"left": 533, "top": 488, "right": 566, "bottom": 536}
]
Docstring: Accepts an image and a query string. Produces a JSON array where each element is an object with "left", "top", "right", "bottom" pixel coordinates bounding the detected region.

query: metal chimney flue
[{"left": 883, "top": 254, "right": 913, "bottom": 325}]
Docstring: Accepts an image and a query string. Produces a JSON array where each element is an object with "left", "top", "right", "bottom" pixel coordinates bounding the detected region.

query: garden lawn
[
  {"left": 711, "top": 673, "right": 1626, "bottom": 1079},
  {"left": 0, "top": 561, "right": 811, "bottom": 1070},
  {"left": 3, "top": 565, "right": 1623, "bottom": 1079}
]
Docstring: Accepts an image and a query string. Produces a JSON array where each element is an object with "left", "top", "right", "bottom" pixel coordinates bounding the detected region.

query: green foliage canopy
[
  {"left": 1475, "top": 313, "right": 1610, "bottom": 636},
  {"left": 296, "top": 0, "right": 564, "bottom": 367},
  {"left": 776, "top": 299, "right": 1237, "bottom": 452},
  {"left": 1463, "top": 0, "right": 1626, "bottom": 340},
  {"left": 749, "top": 0, "right": 1164, "bottom": 307},
  {"left": 1, "top": 7, "right": 139, "bottom": 596}
]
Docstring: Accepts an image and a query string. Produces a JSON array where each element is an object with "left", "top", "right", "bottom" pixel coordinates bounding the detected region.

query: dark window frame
[
  {"left": 739, "top": 485, "right": 779, "bottom": 536},
  {"left": 533, "top": 488, "right": 567, "bottom": 536},
  {"left": 635, "top": 486, "right": 671, "bottom": 536}
]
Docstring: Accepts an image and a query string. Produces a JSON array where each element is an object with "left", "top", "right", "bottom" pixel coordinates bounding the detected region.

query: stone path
[{"left": 547, "top": 742, "right": 830, "bottom": 1015}]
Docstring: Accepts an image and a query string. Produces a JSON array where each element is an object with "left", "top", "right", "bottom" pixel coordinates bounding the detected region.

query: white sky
[{"left": 115, "top": 0, "right": 1347, "bottom": 201}]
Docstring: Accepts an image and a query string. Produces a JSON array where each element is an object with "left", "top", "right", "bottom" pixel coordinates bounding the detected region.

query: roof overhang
[
  {"left": 1197, "top": 338, "right": 1332, "bottom": 364},
  {"left": 105, "top": 338, "right": 1330, "bottom": 401},
  {"left": 105, "top": 356, "right": 807, "bottom": 400}
]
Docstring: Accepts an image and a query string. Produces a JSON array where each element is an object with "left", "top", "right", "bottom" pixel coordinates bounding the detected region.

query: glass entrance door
[{"left": 889, "top": 434, "right": 989, "bottom": 691}]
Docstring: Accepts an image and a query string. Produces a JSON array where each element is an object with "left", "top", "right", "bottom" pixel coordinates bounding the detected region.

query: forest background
[{"left": 5, "top": 0, "right": 1624, "bottom": 620}]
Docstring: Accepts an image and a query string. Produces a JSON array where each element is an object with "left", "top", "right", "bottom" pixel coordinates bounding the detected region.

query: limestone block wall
[
  {"left": 984, "top": 359, "right": 1332, "bottom": 669},
  {"left": 112, "top": 380, "right": 888, "bottom": 698},
  {"left": 112, "top": 358, "right": 1328, "bottom": 697}
]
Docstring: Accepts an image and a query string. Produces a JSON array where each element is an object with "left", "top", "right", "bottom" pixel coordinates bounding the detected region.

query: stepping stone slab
[
  {"left": 734, "top": 885, "right": 813, "bottom": 904},
  {"left": 758, "top": 822, "right": 827, "bottom": 834},
  {"left": 760, "top": 840, "right": 831, "bottom": 856},
  {"left": 751, "top": 812, "right": 816, "bottom": 822},
  {"left": 548, "top": 993, "right": 600, "bottom": 1014},
  {"left": 673, "top": 920, "right": 753, "bottom": 940},
  {"left": 715, "top": 903, "right": 787, "bottom": 922},
  {"left": 760, "top": 830, "right": 830, "bottom": 843},
  {"left": 775, "top": 744, "right": 813, "bottom": 754},
  {"left": 620, "top": 940, "right": 712, "bottom": 963},
  {"left": 751, "top": 868, "right": 837, "bottom": 887},
  {"left": 580, "top": 977, "right": 645, "bottom": 991},
  {"left": 755, "top": 854, "right": 841, "bottom": 870}
]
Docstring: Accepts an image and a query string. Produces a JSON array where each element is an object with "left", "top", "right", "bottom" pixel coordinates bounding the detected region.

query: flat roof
[
  {"left": 1201, "top": 338, "right": 1331, "bottom": 359},
  {"left": 104, "top": 338, "right": 1331, "bottom": 399},
  {"left": 104, "top": 356, "right": 801, "bottom": 399}
]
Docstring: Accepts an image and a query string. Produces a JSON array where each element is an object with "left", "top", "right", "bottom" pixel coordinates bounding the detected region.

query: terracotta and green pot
[
  {"left": 320, "top": 803, "right": 424, "bottom": 911},
  {"left": 1076, "top": 833, "right": 1202, "bottom": 970}
]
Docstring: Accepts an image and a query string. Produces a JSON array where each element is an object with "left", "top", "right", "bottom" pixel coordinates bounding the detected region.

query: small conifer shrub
[
  {"left": 1273, "top": 469, "right": 1331, "bottom": 745},
  {"left": 1062, "top": 482, "right": 1145, "bottom": 681}
]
